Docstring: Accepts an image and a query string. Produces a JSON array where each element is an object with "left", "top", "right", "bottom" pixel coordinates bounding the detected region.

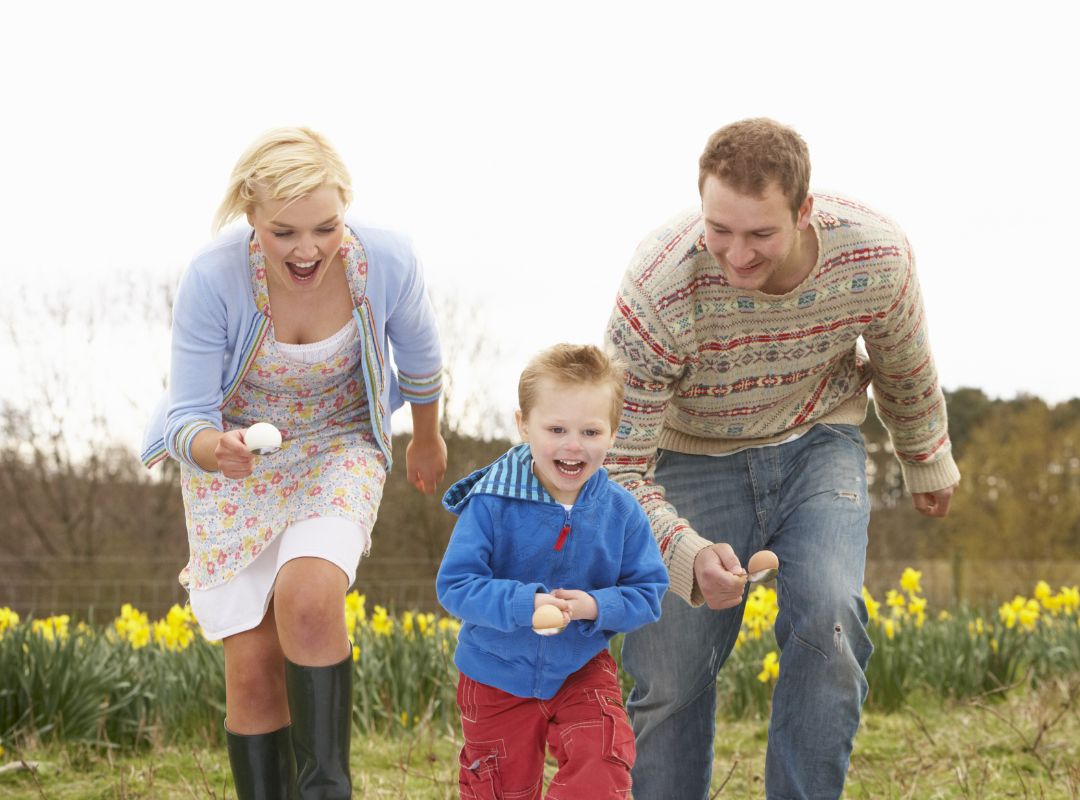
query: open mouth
[
  {"left": 286, "top": 259, "right": 321, "bottom": 282},
  {"left": 555, "top": 460, "right": 584, "bottom": 477}
]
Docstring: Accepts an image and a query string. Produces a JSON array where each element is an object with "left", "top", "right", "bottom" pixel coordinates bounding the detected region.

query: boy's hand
[
  {"left": 552, "top": 589, "right": 598, "bottom": 621},
  {"left": 533, "top": 593, "right": 571, "bottom": 626}
]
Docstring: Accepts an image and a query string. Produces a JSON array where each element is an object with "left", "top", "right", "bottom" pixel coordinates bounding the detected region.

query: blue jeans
[{"left": 623, "top": 424, "right": 873, "bottom": 800}]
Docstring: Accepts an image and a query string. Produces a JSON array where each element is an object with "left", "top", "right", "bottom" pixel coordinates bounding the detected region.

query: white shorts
[{"left": 189, "top": 516, "right": 368, "bottom": 641}]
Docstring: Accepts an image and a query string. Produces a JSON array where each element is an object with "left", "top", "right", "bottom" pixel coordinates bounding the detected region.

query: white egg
[{"left": 245, "top": 422, "right": 282, "bottom": 454}]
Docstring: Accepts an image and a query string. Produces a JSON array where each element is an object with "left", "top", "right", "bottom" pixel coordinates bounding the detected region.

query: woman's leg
[
  {"left": 222, "top": 604, "right": 295, "bottom": 799},
  {"left": 223, "top": 603, "right": 290, "bottom": 733},
  {"left": 273, "top": 556, "right": 353, "bottom": 800},
  {"left": 273, "top": 556, "right": 351, "bottom": 664}
]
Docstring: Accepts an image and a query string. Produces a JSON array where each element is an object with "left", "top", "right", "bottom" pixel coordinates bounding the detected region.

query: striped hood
[{"left": 442, "top": 444, "right": 609, "bottom": 514}]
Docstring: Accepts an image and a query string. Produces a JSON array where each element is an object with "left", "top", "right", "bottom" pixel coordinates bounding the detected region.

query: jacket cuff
[
  {"left": 514, "top": 583, "right": 546, "bottom": 627},
  {"left": 397, "top": 367, "right": 443, "bottom": 404},
  {"left": 172, "top": 420, "right": 219, "bottom": 472},
  {"left": 665, "top": 529, "right": 715, "bottom": 607}
]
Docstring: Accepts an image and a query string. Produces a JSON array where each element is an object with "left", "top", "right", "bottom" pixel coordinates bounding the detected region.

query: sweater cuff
[
  {"left": 900, "top": 453, "right": 961, "bottom": 494},
  {"left": 665, "top": 530, "right": 715, "bottom": 607}
]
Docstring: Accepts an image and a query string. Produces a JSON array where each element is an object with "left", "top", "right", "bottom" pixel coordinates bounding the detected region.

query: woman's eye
[
  {"left": 271, "top": 231, "right": 293, "bottom": 238},
  {"left": 317, "top": 226, "right": 338, "bottom": 234}
]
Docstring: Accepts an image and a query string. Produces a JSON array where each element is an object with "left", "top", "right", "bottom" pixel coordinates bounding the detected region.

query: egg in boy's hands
[{"left": 532, "top": 593, "right": 570, "bottom": 635}]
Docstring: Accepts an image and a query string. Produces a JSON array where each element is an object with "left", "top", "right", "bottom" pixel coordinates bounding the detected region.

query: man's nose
[{"left": 727, "top": 238, "right": 754, "bottom": 267}]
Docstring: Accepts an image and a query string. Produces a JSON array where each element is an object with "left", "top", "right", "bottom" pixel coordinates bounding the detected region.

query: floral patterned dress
[{"left": 179, "top": 232, "right": 386, "bottom": 592}]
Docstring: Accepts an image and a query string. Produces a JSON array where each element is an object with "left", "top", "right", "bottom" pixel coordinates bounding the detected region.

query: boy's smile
[{"left": 516, "top": 378, "right": 617, "bottom": 506}]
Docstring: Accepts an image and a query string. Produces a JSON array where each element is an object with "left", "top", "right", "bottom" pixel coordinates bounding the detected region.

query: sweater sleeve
[
  {"left": 385, "top": 244, "right": 443, "bottom": 405},
  {"left": 604, "top": 276, "right": 714, "bottom": 607},
  {"left": 435, "top": 497, "right": 547, "bottom": 631},
  {"left": 863, "top": 241, "right": 960, "bottom": 493},
  {"left": 163, "top": 265, "right": 228, "bottom": 470}
]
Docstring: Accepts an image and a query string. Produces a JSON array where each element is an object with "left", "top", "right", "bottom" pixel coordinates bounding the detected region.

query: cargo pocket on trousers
[
  {"left": 598, "top": 693, "right": 636, "bottom": 771},
  {"left": 459, "top": 741, "right": 503, "bottom": 800}
]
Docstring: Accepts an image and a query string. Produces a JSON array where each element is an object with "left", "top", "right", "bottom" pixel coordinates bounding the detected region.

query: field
[{"left": 1, "top": 571, "right": 1078, "bottom": 798}]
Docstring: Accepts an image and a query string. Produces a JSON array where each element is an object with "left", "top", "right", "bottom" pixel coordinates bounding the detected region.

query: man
[{"left": 605, "top": 118, "right": 958, "bottom": 799}]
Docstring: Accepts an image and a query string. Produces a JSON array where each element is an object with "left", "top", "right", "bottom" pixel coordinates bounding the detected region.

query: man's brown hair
[{"left": 698, "top": 118, "right": 811, "bottom": 216}]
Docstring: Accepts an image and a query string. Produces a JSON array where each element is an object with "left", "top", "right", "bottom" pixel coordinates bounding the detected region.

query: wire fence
[{"left": 1, "top": 557, "right": 1077, "bottom": 621}]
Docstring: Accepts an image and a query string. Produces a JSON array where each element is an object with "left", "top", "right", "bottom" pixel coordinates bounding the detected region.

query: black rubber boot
[
  {"left": 225, "top": 722, "right": 297, "bottom": 800},
  {"left": 285, "top": 655, "right": 353, "bottom": 799}
]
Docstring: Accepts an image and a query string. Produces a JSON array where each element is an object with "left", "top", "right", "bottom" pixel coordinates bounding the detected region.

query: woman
[{"left": 142, "top": 128, "right": 446, "bottom": 798}]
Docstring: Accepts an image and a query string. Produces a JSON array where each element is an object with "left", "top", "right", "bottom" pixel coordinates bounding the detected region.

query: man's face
[{"left": 701, "top": 175, "right": 813, "bottom": 295}]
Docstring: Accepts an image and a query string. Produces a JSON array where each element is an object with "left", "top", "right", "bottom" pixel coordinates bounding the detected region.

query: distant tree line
[{"left": 2, "top": 386, "right": 1078, "bottom": 616}]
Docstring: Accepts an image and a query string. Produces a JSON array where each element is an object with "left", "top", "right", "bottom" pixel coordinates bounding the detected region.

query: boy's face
[{"left": 515, "top": 378, "right": 617, "bottom": 506}]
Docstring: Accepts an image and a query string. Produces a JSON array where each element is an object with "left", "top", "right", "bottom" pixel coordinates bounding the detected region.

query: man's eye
[{"left": 753, "top": 232, "right": 773, "bottom": 239}]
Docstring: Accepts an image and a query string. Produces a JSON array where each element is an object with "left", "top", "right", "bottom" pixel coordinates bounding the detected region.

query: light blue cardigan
[{"left": 141, "top": 221, "right": 442, "bottom": 472}]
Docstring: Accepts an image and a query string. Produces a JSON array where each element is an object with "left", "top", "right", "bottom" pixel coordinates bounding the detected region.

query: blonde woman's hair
[
  {"left": 518, "top": 344, "right": 626, "bottom": 430},
  {"left": 213, "top": 127, "right": 353, "bottom": 232}
]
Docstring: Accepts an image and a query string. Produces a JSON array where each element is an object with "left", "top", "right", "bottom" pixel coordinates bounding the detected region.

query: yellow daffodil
[
  {"left": 0, "top": 607, "right": 20, "bottom": 638},
  {"left": 756, "top": 651, "right": 779, "bottom": 683},
  {"left": 900, "top": 567, "right": 923, "bottom": 596}
]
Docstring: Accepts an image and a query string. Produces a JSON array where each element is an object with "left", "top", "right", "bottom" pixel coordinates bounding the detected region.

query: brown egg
[
  {"left": 747, "top": 550, "right": 779, "bottom": 574},
  {"left": 531, "top": 604, "right": 565, "bottom": 631}
]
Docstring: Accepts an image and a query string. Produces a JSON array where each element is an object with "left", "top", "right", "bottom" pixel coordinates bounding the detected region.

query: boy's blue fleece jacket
[{"left": 436, "top": 444, "right": 668, "bottom": 699}]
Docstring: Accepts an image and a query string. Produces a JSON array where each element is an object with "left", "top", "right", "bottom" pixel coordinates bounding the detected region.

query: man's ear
[{"left": 796, "top": 193, "right": 814, "bottom": 230}]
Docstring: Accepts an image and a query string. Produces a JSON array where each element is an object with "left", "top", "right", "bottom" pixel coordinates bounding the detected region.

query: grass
[{"left": 2, "top": 677, "right": 1077, "bottom": 799}]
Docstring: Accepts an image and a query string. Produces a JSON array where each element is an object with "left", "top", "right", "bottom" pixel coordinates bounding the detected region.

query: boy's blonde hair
[
  {"left": 518, "top": 344, "right": 626, "bottom": 430},
  {"left": 698, "top": 118, "right": 811, "bottom": 217},
  {"left": 213, "top": 127, "right": 353, "bottom": 232}
]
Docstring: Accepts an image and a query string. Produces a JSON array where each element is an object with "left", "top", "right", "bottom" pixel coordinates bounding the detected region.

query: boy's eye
[
  {"left": 549, "top": 427, "right": 565, "bottom": 434},
  {"left": 584, "top": 429, "right": 599, "bottom": 437}
]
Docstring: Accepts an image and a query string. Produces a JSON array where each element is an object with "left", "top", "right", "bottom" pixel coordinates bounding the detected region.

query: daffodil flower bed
[{"left": 2, "top": 572, "right": 1078, "bottom": 752}]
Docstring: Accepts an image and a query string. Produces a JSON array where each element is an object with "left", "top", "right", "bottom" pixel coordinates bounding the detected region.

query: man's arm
[
  {"left": 864, "top": 241, "right": 960, "bottom": 513},
  {"left": 605, "top": 278, "right": 744, "bottom": 607}
]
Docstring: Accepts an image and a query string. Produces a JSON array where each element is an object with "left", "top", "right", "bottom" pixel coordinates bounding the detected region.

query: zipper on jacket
[{"left": 553, "top": 509, "right": 572, "bottom": 551}]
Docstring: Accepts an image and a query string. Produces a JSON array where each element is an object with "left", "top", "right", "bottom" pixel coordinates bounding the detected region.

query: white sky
[{"left": 2, "top": 1, "right": 1078, "bottom": 450}]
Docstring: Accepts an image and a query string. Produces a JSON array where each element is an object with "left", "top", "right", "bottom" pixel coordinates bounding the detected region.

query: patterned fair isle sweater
[{"left": 604, "top": 193, "right": 961, "bottom": 605}]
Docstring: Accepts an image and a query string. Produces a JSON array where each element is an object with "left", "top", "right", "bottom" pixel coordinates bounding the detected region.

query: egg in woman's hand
[{"left": 531, "top": 604, "right": 566, "bottom": 635}]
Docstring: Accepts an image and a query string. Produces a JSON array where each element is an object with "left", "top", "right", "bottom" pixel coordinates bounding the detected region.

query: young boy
[{"left": 437, "top": 343, "right": 669, "bottom": 799}]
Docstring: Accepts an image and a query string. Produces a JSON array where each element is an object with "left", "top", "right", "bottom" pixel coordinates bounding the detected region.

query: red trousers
[{"left": 456, "top": 649, "right": 635, "bottom": 799}]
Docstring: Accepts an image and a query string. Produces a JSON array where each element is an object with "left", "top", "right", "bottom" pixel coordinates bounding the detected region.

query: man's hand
[
  {"left": 552, "top": 588, "right": 598, "bottom": 621},
  {"left": 405, "top": 433, "right": 448, "bottom": 495},
  {"left": 693, "top": 543, "right": 747, "bottom": 610},
  {"left": 911, "top": 484, "right": 957, "bottom": 518}
]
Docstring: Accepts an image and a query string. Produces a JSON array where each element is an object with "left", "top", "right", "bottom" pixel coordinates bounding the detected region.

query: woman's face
[{"left": 248, "top": 185, "right": 347, "bottom": 293}]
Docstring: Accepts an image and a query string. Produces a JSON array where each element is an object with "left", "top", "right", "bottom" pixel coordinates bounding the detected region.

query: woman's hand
[
  {"left": 214, "top": 429, "right": 255, "bottom": 479},
  {"left": 552, "top": 588, "right": 598, "bottom": 621},
  {"left": 405, "top": 433, "right": 447, "bottom": 495}
]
